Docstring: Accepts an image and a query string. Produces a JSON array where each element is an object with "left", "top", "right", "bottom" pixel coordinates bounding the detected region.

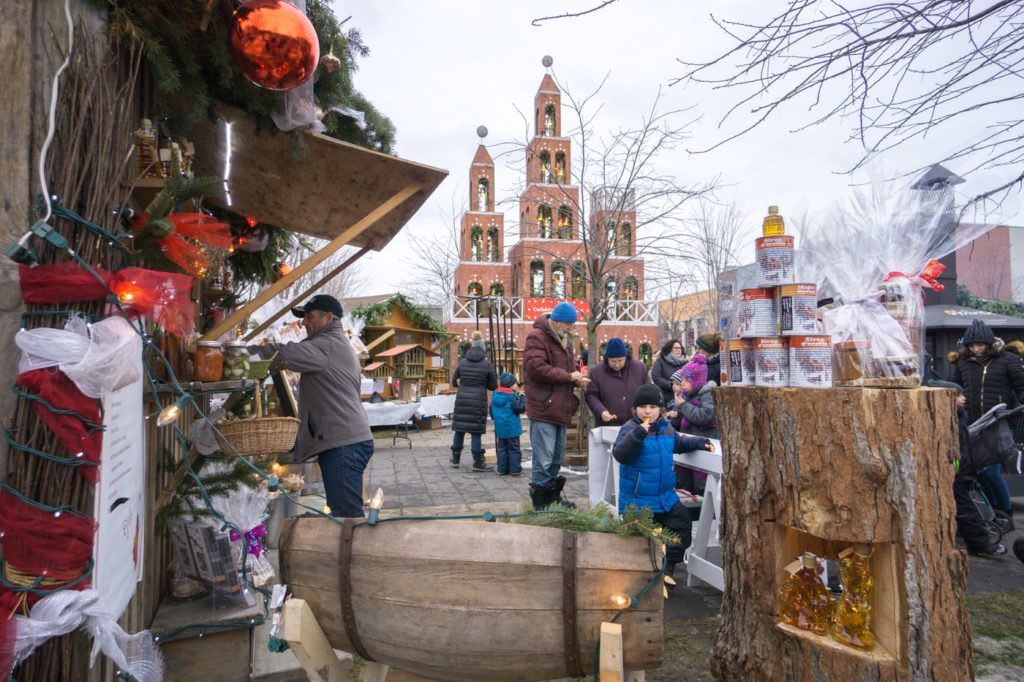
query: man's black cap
[{"left": 291, "top": 294, "right": 343, "bottom": 319}]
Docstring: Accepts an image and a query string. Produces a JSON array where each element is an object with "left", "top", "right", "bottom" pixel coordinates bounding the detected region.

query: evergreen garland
[
  {"left": 503, "top": 502, "right": 682, "bottom": 546},
  {"left": 957, "top": 282, "right": 1024, "bottom": 318},
  {"left": 353, "top": 293, "right": 447, "bottom": 337},
  {"left": 104, "top": 0, "right": 396, "bottom": 153}
]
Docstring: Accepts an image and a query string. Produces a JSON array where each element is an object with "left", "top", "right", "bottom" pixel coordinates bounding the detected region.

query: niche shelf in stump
[{"left": 710, "top": 386, "right": 971, "bottom": 680}]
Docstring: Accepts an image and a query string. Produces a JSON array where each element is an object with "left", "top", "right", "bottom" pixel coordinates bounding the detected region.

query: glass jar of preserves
[
  {"left": 195, "top": 341, "right": 223, "bottom": 382},
  {"left": 222, "top": 340, "right": 250, "bottom": 381}
]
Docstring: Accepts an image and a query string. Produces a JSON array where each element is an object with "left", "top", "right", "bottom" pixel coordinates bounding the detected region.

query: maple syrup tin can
[
  {"left": 755, "top": 235, "right": 795, "bottom": 286},
  {"left": 754, "top": 337, "right": 789, "bottom": 387},
  {"left": 725, "top": 338, "right": 754, "bottom": 386},
  {"left": 778, "top": 283, "right": 818, "bottom": 336},
  {"left": 738, "top": 288, "right": 777, "bottom": 338},
  {"left": 788, "top": 335, "right": 832, "bottom": 388}
]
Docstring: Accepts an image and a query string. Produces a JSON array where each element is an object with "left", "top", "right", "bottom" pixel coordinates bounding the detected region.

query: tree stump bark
[{"left": 710, "top": 386, "right": 972, "bottom": 681}]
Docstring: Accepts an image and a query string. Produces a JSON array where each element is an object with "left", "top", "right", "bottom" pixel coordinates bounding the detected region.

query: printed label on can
[
  {"left": 755, "top": 337, "right": 789, "bottom": 387},
  {"left": 725, "top": 338, "right": 752, "bottom": 386},
  {"left": 778, "top": 283, "right": 818, "bottom": 335},
  {"left": 738, "top": 288, "right": 778, "bottom": 338},
  {"left": 755, "top": 235, "right": 795, "bottom": 286},
  {"left": 789, "top": 335, "right": 832, "bottom": 388}
]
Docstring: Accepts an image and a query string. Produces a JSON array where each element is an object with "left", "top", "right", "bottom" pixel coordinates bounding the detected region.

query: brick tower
[{"left": 446, "top": 71, "right": 658, "bottom": 374}]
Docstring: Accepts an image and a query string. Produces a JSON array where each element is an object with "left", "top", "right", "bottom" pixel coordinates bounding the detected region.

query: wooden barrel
[{"left": 280, "top": 517, "right": 664, "bottom": 681}]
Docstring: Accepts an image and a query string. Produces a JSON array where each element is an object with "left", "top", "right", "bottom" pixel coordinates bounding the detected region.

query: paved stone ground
[{"left": 298, "top": 418, "right": 1022, "bottom": 625}]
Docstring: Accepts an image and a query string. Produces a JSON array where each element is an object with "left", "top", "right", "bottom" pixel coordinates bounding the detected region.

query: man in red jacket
[{"left": 523, "top": 301, "right": 589, "bottom": 508}]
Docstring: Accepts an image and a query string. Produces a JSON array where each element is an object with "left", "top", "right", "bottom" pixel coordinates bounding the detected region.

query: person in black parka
[
  {"left": 451, "top": 331, "right": 498, "bottom": 471},
  {"left": 949, "top": 319, "right": 1024, "bottom": 530}
]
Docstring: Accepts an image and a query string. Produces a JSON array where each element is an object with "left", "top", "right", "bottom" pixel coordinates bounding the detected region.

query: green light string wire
[
  {"left": 10, "top": 384, "right": 105, "bottom": 433},
  {"left": 0, "top": 479, "right": 89, "bottom": 518},
  {"left": 40, "top": 196, "right": 131, "bottom": 262},
  {"left": 0, "top": 558, "right": 94, "bottom": 597},
  {"left": 4, "top": 429, "right": 101, "bottom": 468},
  {"left": 20, "top": 310, "right": 103, "bottom": 328}
]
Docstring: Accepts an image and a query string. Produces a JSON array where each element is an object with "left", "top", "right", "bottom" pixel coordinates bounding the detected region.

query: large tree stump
[{"left": 710, "top": 386, "right": 972, "bottom": 681}]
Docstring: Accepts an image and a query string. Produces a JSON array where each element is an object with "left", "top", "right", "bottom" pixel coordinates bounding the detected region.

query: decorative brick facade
[{"left": 446, "top": 72, "right": 659, "bottom": 373}]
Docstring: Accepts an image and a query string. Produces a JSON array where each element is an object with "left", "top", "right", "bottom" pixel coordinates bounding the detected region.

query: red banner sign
[{"left": 523, "top": 297, "right": 591, "bottom": 321}]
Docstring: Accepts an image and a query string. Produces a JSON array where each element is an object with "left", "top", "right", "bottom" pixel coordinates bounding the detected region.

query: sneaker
[{"left": 970, "top": 543, "right": 1007, "bottom": 558}]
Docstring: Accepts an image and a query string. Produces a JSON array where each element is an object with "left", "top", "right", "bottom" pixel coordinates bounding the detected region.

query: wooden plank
[
  {"left": 160, "top": 628, "right": 250, "bottom": 682},
  {"left": 201, "top": 182, "right": 423, "bottom": 342},
  {"left": 599, "top": 621, "right": 624, "bottom": 682},
  {"left": 364, "top": 328, "right": 396, "bottom": 353},
  {"left": 244, "top": 246, "right": 371, "bottom": 341},
  {"left": 281, "top": 598, "right": 349, "bottom": 682},
  {"left": 361, "top": 662, "right": 389, "bottom": 682}
]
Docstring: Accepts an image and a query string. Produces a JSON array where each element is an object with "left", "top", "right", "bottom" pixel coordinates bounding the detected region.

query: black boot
[
  {"left": 471, "top": 450, "right": 493, "bottom": 472},
  {"left": 552, "top": 475, "right": 577, "bottom": 509},
  {"left": 450, "top": 448, "right": 461, "bottom": 468},
  {"left": 530, "top": 482, "right": 557, "bottom": 510}
]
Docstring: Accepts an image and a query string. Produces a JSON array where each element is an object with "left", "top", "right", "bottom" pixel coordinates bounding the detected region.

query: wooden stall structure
[
  {"left": 710, "top": 386, "right": 972, "bottom": 681},
  {"left": 147, "top": 105, "right": 447, "bottom": 676},
  {"left": 355, "top": 294, "right": 456, "bottom": 399}
]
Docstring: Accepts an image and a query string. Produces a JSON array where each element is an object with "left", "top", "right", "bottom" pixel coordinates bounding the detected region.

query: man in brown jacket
[{"left": 523, "top": 301, "right": 589, "bottom": 508}]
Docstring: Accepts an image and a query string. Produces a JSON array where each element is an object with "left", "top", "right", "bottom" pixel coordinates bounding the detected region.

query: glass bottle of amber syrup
[
  {"left": 778, "top": 552, "right": 830, "bottom": 635},
  {"left": 831, "top": 544, "right": 875, "bottom": 650},
  {"left": 762, "top": 205, "right": 785, "bottom": 235}
]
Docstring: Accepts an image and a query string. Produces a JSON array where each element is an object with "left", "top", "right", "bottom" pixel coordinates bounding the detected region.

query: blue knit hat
[
  {"left": 500, "top": 372, "right": 517, "bottom": 387},
  {"left": 550, "top": 301, "right": 578, "bottom": 322},
  {"left": 604, "top": 338, "right": 627, "bottom": 358}
]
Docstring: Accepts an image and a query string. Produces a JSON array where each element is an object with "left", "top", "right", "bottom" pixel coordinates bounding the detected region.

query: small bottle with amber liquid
[
  {"left": 763, "top": 205, "right": 785, "bottom": 235},
  {"left": 778, "top": 552, "right": 831, "bottom": 635},
  {"left": 831, "top": 544, "right": 875, "bottom": 649},
  {"left": 136, "top": 118, "right": 159, "bottom": 178}
]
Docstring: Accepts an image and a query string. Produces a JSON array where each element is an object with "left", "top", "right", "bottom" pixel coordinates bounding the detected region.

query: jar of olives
[
  {"left": 195, "top": 341, "right": 223, "bottom": 382},
  {"left": 222, "top": 340, "right": 251, "bottom": 381}
]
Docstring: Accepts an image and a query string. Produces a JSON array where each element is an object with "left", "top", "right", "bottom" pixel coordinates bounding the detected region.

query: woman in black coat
[
  {"left": 651, "top": 339, "right": 685, "bottom": 407},
  {"left": 949, "top": 319, "right": 1024, "bottom": 529},
  {"left": 450, "top": 333, "right": 498, "bottom": 471}
]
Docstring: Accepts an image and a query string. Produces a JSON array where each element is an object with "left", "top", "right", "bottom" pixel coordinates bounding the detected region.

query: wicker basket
[
  {"left": 247, "top": 359, "right": 274, "bottom": 380},
  {"left": 215, "top": 416, "right": 300, "bottom": 456}
]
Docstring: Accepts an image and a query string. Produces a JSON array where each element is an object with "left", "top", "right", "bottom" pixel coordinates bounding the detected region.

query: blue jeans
[
  {"left": 451, "top": 431, "right": 482, "bottom": 452},
  {"left": 978, "top": 464, "right": 1012, "bottom": 511},
  {"left": 318, "top": 440, "right": 374, "bottom": 518},
  {"left": 530, "top": 420, "right": 566, "bottom": 486},
  {"left": 497, "top": 437, "right": 522, "bottom": 474}
]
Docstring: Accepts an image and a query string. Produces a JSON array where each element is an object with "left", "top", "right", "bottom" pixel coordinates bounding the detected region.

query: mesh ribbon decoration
[
  {"left": 19, "top": 263, "right": 196, "bottom": 337},
  {"left": 14, "top": 369, "right": 102, "bottom": 482},
  {"left": 132, "top": 211, "right": 232, "bottom": 278},
  {"left": 7, "top": 589, "right": 163, "bottom": 682}
]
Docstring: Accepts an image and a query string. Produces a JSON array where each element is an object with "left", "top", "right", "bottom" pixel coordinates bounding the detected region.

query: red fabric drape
[
  {"left": 15, "top": 369, "right": 102, "bottom": 484},
  {"left": 19, "top": 263, "right": 196, "bottom": 337}
]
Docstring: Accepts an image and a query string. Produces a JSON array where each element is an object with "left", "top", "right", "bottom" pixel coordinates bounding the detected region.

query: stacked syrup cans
[{"left": 721, "top": 208, "right": 831, "bottom": 388}]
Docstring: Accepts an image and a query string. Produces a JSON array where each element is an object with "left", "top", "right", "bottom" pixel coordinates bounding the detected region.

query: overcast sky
[{"left": 332, "top": 0, "right": 1022, "bottom": 298}]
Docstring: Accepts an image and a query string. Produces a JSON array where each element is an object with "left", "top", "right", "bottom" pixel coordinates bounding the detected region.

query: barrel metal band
[
  {"left": 562, "top": 530, "right": 583, "bottom": 678},
  {"left": 338, "top": 518, "right": 374, "bottom": 662}
]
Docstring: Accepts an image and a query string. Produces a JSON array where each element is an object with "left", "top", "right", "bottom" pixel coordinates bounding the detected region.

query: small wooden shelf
[
  {"left": 155, "top": 379, "right": 256, "bottom": 394},
  {"left": 776, "top": 622, "right": 897, "bottom": 665}
]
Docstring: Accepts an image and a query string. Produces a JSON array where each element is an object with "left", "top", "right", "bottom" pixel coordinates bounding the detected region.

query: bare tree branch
[{"left": 674, "top": 0, "right": 1024, "bottom": 207}]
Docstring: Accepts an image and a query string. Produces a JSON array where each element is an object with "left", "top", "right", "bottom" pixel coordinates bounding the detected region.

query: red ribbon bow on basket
[
  {"left": 884, "top": 258, "right": 946, "bottom": 292},
  {"left": 133, "top": 212, "right": 233, "bottom": 278}
]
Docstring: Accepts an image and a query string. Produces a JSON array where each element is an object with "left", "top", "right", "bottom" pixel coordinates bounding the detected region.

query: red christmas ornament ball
[{"left": 229, "top": 0, "right": 320, "bottom": 91}]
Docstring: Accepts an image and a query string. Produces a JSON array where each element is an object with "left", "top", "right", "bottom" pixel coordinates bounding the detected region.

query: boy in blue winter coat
[
  {"left": 613, "top": 384, "right": 713, "bottom": 580},
  {"left": 491, "top": 372, "right": 527, "bottom": 475}
]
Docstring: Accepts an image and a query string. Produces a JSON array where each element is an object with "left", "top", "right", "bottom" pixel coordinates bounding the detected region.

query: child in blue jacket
[
  {"left": 490, "top": 372, "right": 527, "bottom": 475},
  {"left": 613, "top": 383, "right": 713, "bottom": 580}
]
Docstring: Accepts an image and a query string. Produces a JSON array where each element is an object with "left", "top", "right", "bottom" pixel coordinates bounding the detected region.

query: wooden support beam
[
  {"left": 361, "top": 662, "right": 390, "bottom": 682},
  {"left": 281, "top": 598, "right": 350, "bottom": 682},
  {"left": 244, "top": 246, "right": 371, "bottom": 341},
  {"left": 363, "top": 328, "right": 395, "bottom": 353},
  {"left": 201, "top": 182, "right": 423, "bottom": 342},
  {"left": 599, "top": 621, "right": 625, "bottom": 682}
]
